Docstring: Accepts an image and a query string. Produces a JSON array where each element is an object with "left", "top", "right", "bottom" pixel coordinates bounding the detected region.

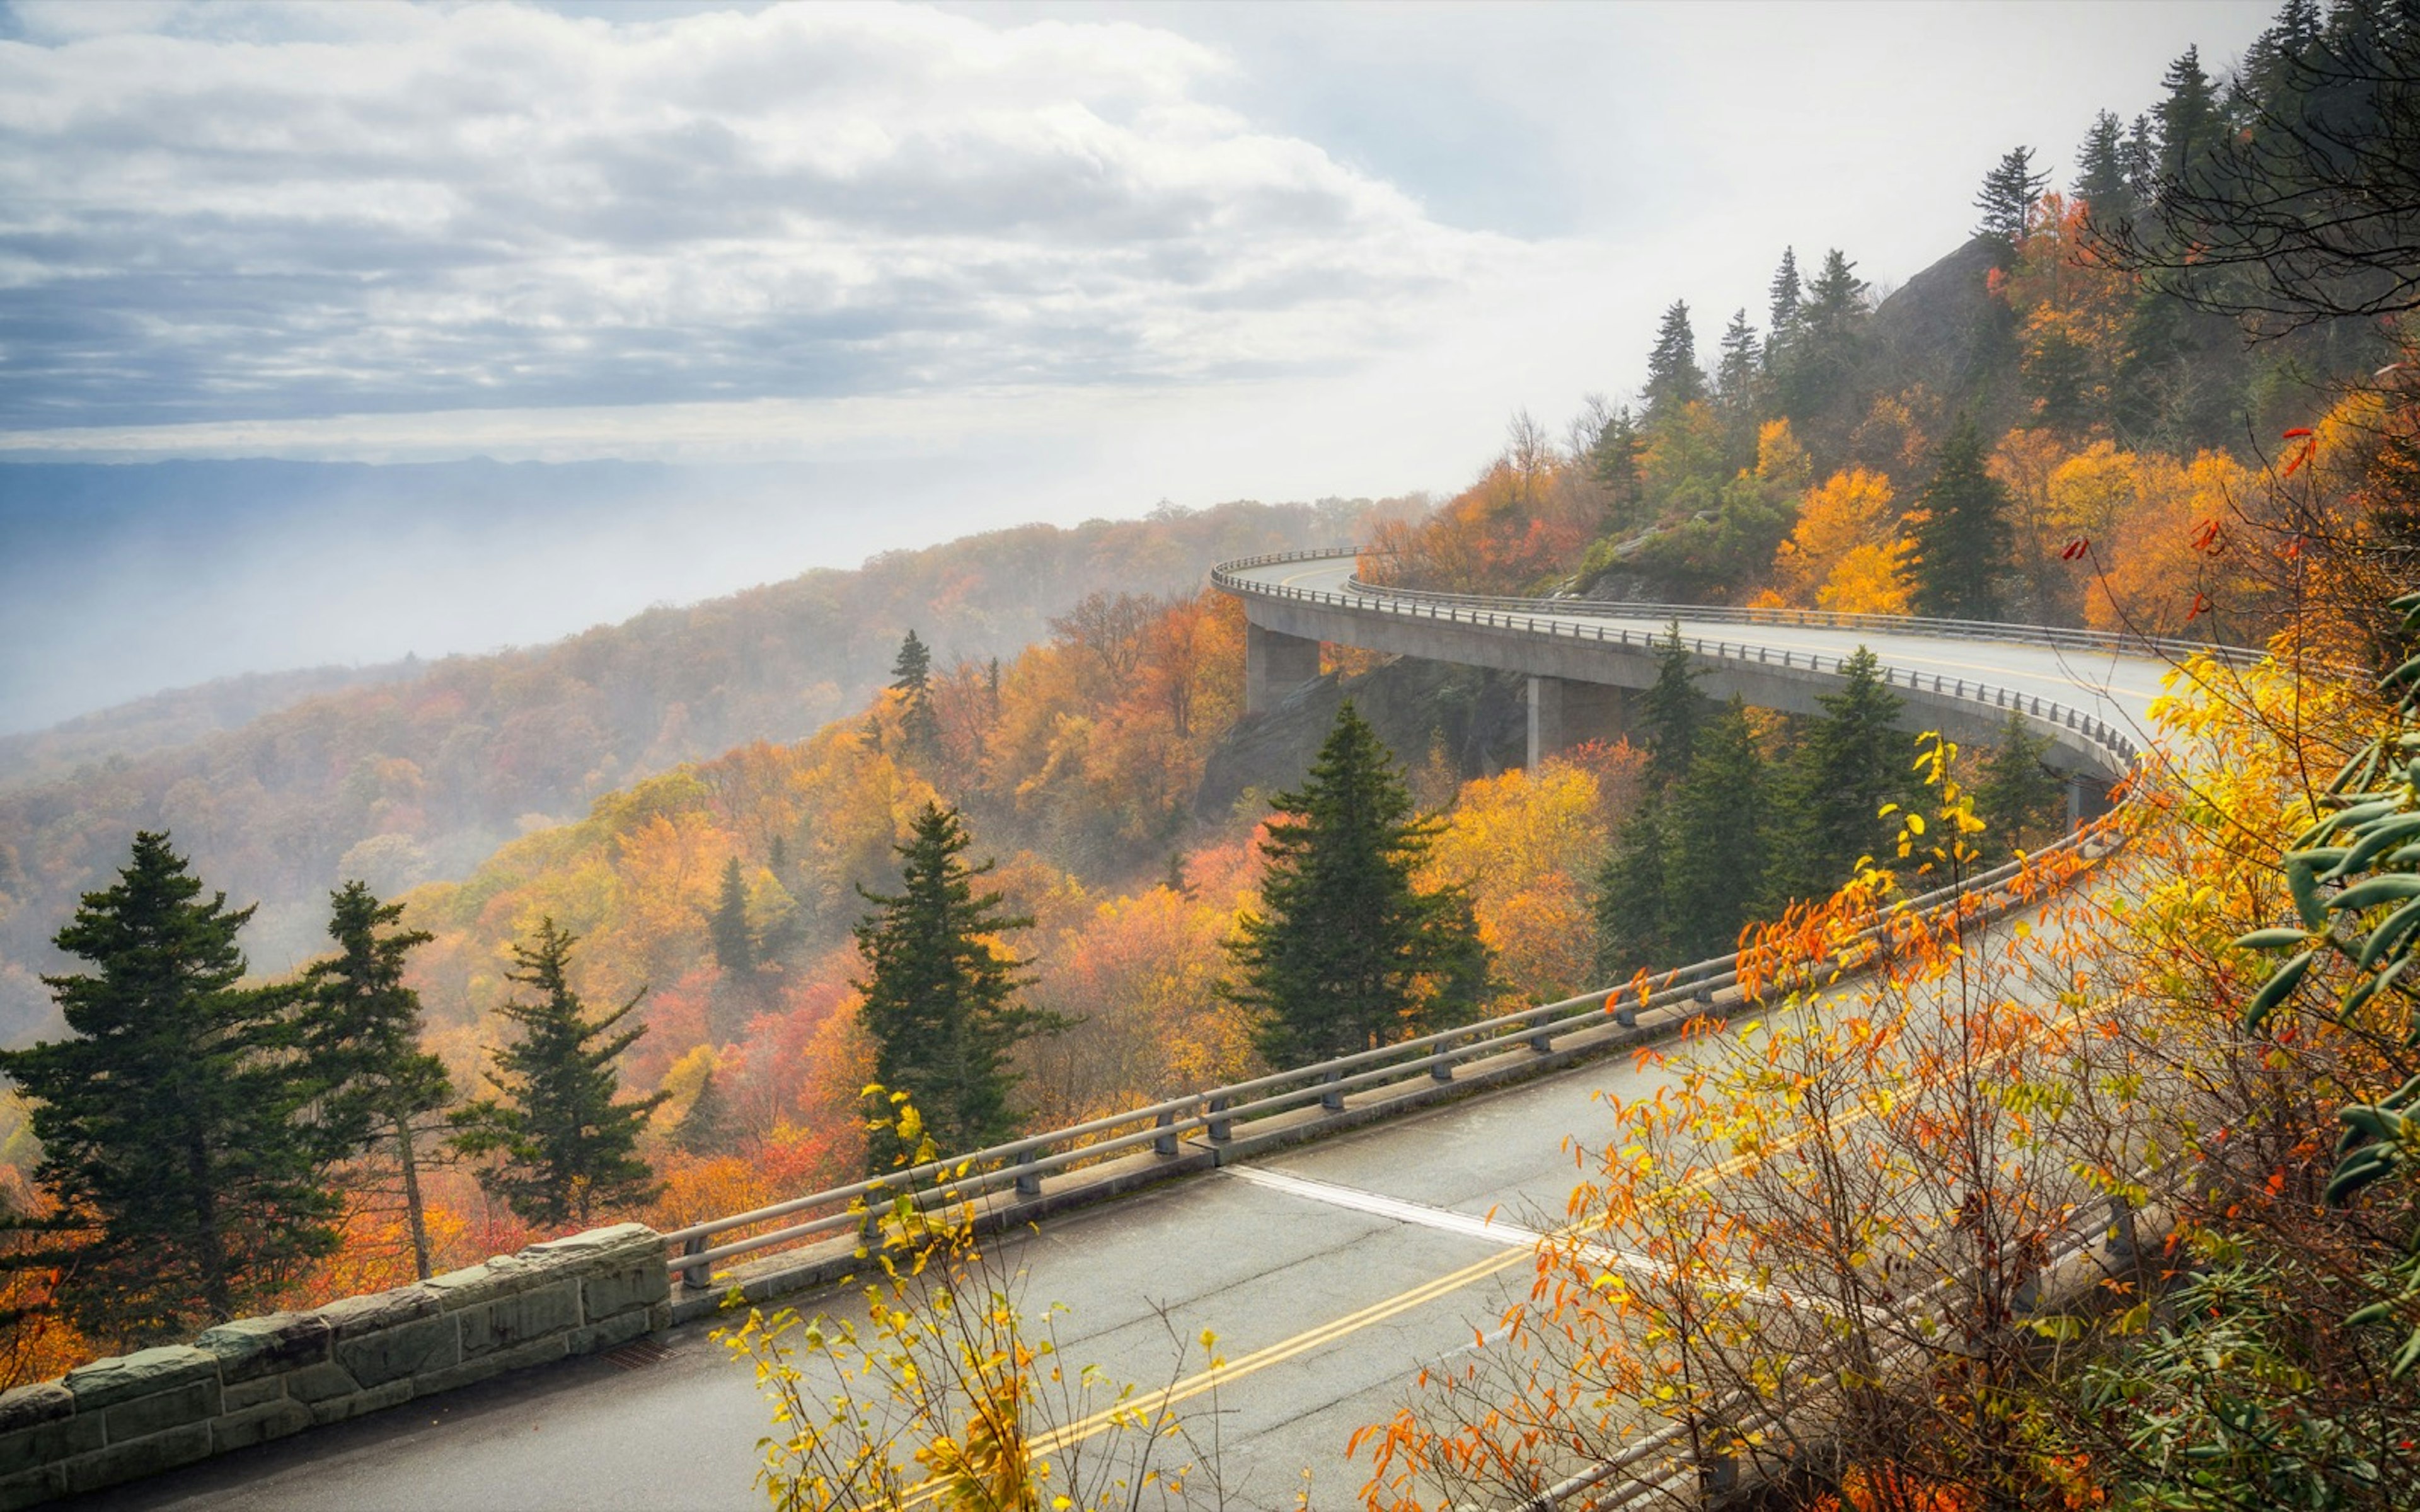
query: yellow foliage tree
[{"left": 1771, "top": 469, "right": 1910, "bottom": 613}]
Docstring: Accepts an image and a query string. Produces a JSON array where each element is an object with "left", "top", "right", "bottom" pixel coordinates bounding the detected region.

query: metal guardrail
[
  {"left": 1215, "top": 549, "right": 2150, "bottom": 776},
  {"left": 1212, "top": 546, "right": 2267, "bottom": 669},
  {"left": 659, "top": 617, "right": 2140, "bottom": 1289}
]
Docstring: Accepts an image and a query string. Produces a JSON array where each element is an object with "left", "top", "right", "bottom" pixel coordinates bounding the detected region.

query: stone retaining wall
[{"left": 0, "top": 1222, "right": 668, "bottom": 1509}]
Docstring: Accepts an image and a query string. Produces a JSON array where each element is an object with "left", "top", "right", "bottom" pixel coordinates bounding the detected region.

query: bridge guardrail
[
  {"left": 1216, "top": 549, "right": 2150, "bottom": 776},
  {"left": 1211, "top": 545, "right": 2266, "bottom": 670},
  {"left": 659, "top": 599, "right": 2143, "bottom": 1291}
]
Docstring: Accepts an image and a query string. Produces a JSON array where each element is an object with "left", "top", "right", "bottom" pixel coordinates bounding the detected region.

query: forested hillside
[
  {"left": 0, "top": 500, "right": 1367, "bottom": 1043},
  {"left": 9, "top": 13, "right": 2420, "bottom": 1507}
]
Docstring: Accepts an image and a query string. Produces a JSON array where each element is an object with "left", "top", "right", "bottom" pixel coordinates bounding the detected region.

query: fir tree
[
  {"left": 0, "top": 832, "right": 337, "bottom": 1341},
  {"left": 1974, "top": 146, "right": 2049, "bottom": 247},
  {"left": 1223, "top": 702, "right": 1488, "bottom": 1065},
  {"left": 1769, "top": 649, "right": 1915, "bottom": 904},
  {"left": 1593, "top": 796, "right": 1674, "bottom": 982},
  {"left": 2157, "top": 45, "right": 2222, "bottom": 179},
  {"left": 853, "top": 804, "right": 1039, "bottom": 1159},
  {"left": 1804, "top": 249, "right": 1869, "bottom": 331},
  {"left": 710, "top": 856, "right": 756, "bottom": 977},
  {"left": 1642, "top": 301, "right": 1706, "bottom": 422},
  {"left": 1641, "top": 625, "right": 1708, "bottom": 786},
  {"left": 1588, "top": 404, "right": 1649, "bottom": 530},
  {"left": 1768, "top": 247, "right": 1803, "bottom": 335},
  {"left": 2075, "top": 110, "right": 2133, "bottom": 215},
  {"left": 300, "top": 881, "right": 453, "bottom": 1280},
  {"left": 1908, "top": 415, "right": 2015, "bottom": 619},
  {"left": 674, "top": 1070, "right": 731, "bottom": 1155},
  {"left": 1715, "top": 309, "right": 1761, "bottom": 403},
  {"left": 451, "top": 919, "right": 666, "bottom": 1227},
  {"left": 1662, "top": 701, "right": 1773, "bottom": 963},
  {"left": 891, "top": 630, "right": 939, "bottom": 756},
  {"left": 1974, "top": 713, "right": 2068, "bottom": 862}
]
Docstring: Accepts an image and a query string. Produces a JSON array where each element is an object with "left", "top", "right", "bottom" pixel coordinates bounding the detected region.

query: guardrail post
[
  {"left": 1015, "top": 1150, "right": 1042, "bottom": 1198},
  {"left": 1320, "top": 1069, "right": 1345, "bottom": 1112},
  {"left": 1153, "top": 1109, "right": 1178, "bottom": 1157},
  {"left": 1207, "top": 1095, "right": 1233, "bottom": 1142},
  {"left": 1613, "top": 1002, "right": 1637, "bottom": 1028},
  {"left": 1429, "top": 1041, "right": 1455, "bottom": 1080},
  {"left": 1527, "top": 1016, "right": 1553, "bottom": 1053},
  {"left": 680, "top": 1233, "right": 712, "bottom": 1293}
]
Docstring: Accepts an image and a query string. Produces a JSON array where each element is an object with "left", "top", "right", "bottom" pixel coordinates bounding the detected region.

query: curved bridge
[
  {"left": 1219, "top": 547, "right": 2177, "bottom": 806},
  {"left": 118, "top": 558, "right": 2214, "bottom": 1512}
]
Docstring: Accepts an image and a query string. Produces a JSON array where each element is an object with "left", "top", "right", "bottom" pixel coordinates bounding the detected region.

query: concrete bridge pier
[
  {"left": 2066, "top": 770, "right": 2116, "bottom": 828},
  {"left": 1245, "top": 622, "right": 1323, "bottom": 715},
  {"left": 1527, "top": 676, "right": 1631, "bottom": 766}
]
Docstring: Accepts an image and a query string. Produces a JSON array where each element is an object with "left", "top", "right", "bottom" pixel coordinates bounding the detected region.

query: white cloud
[{"left": 0, "top": 0, "right": 1506, "bottom": 428}]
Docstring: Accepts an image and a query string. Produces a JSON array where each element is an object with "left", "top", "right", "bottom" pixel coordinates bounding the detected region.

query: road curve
[{"left": 98, "top": 568, "right": 2195, "bottom": 1512}]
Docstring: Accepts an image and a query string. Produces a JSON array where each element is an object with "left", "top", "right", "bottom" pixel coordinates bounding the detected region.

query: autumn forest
[{"left": 6, "top": 3, "right": 2420, "bottom": 1508}]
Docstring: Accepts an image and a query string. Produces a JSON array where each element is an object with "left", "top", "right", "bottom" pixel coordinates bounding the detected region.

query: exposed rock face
[
  {"left": 1196, "top": 655, "right": 1526, "bottom": 819},
  {"left": 1860, "top": 234, "right": 2024, "bottom": 435}
]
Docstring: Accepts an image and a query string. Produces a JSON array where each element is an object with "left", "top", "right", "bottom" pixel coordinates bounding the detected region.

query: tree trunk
[{"left": 397, "top": 1115, "right": 432, "bottom": 1281}]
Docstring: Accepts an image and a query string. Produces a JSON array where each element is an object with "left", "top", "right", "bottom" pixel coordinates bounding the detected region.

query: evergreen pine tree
[
  {"left": 1973, "top": 146, "right": 2049, "bottom": 247},
  {"left": 2122, "top": 113, "right": 2160, "bottom": 194},
  {"left": 674, "top": 1071, "right": 731, "bottom": 1155},
  {"left": 1642, "top": 301, "right": 1707, "bottom": 422},
  {"left": 1641, "top": 625, "right": 1708, "bottom": 786},
  {"left": 1768, "top": 247, "right": 1803, "bottom": 335},
  {"left": 891, "top": 630, "right": 939, "bottom": 756},
  {"left": 0, "top": 832, "right": 337, "bottom": 1341},
  {"left": 1592, "top": 796, "right": 1674, "bottom": 982},
  {"left": 1662, "top": 701, "right": 1773, "bottom": 962},
  {"left": 710, "top": 856, "right": 756, "bottom": 977},
  {"left": 1908, "top": 415, "right": 2015, "bottom": 619},
  {"left": 1223, "top": 702, "right": 1488, "bottom": 1065},
  {"left": 1804, "top": 249, "right": 1869, "bottom": 331},
  {"left": 1974, "top": 713, "right": 2068, "bottom": 862},
  {"left": 300, "top": 881, "right": 453, "bottom": 1280},
  {"left": 2157, "top": 45, "right": 2223, "bottom": 179},
  {"left": 2075, "top": 110, "right": 2133, "bottom": 215},
  {"left": 1588, "top": 404, "right": 1650, "bottom": 530},
  {"left": 451, "top": 919, "right": 666, "bottom": 1227},
  {"left": 1715, "top": 309, "right": 1760, "bottom": 398},
  {"left": 853, "top": 803, "right": 1039, "bottom": 1159},
  {"left": 1770, "top": 649, "right": 1915, "bottom": 903}
]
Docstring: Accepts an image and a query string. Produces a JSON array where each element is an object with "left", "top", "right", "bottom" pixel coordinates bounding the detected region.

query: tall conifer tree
[
  {"left": 0, "top": 832, "right": 337, "bottom": 1341},
  {"left": 452, "top": 920, "right": 666, "bottom": 1227},
  {"left": 891, "top": 630, "right": 939, "bottom": 756},
  {"left": 301, "top": 881, "right": 452, "bottom": 1279},
  {"left": 1223, "top": 703, "right": 1487, "bottom": 1065},
  {"left": 1908, "top": 415, "right": 2015, "bottom": 619},
  {"left": 1770, "top": 649, "right": 1915, "bottom": 903},
  {"left": 2157, "top": 45, "right": 2222, "bottom": 178},
  {"left": 1974, "top": 147, "right": 2049, "bottom": 247},
  {"left": 854, "top": 804, "right": 1038, "bottom": 1159},
  {"left": 1642, "top": 302, "right": 1707, "bottom": 421},
  {"left": 1768, "top": 247, "right": 1803, "bottom": 335},
  {"left": 1974, "top": 713, "right": 2068, "bottom": 862},
  {"left": 2074, "top": 110, "right": 2134, "bottom": 215},
  {"left": 1593, "top": 798, "right": 1674, "bottom": 982},
  {"left": 1662, "top": 701, "right": 1773, "bottom": 962},
  {"left": 1641, "top": 626, "right": 1708, "bottom": 786},
  {"left": 710, "top": 856, "right": 756, "bottom": 976}
]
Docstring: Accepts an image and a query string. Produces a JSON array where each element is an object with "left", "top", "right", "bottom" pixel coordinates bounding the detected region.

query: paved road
[{"left": 95, "top": 575, "right": 2181, "bottom": 1511}]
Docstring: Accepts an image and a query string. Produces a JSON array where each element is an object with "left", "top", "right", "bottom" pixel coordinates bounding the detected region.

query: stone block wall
[{"left": 0, "top": 1222, "right": 669, "bottom": 1509}]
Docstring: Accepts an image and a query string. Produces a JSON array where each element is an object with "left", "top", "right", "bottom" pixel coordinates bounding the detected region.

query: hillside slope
[{"left": 0, "top": 499, "right": 1364, "bottom": 1043}]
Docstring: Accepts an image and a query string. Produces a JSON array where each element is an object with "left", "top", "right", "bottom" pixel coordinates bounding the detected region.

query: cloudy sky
[
  {"left": 0, "top": 0, "right": 2278, "bottom": 726},
  {"left": 0, "top": 1, "right": 2278, "bottom": 480}
]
